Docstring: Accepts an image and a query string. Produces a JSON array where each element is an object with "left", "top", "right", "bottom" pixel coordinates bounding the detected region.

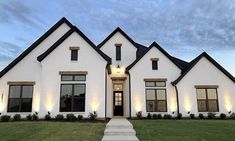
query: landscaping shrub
[
  {"left": 199, "top": 113, "right": 204, "bottom": 119},
  {"left": 230, "top": 113, "right": 235, "bottom": 119},
  {"left": 13, "top": 114, "right": 21, "bottom": 121},
  {"left": 26, "top": 114, "right": 32, "bottom": 121},
  {"left": 152, "top": 114, "right": 157, "bottom": 119},
  {"left": 1, "top": 115, "right": 11, "bottom": 122},
  {"left": 45, "top": 114, "right": 51, "bottom": 121},
  {"left": 78, "top": 115, "right": 83, "bottom": 121},
  {"left": 55, "top": 114, "right": 64, "bottom": 121},
  {"left": 157, "top": 114, "right": 162, "bottom": 119},
  {"left": 163, "top": 114, "right": 172, "bottom": 119},
  {"left": 66, "top": 113, "right": 77, "bottom": 121},
  {"left": 147, "top": 113, "right": 152, "bottom": 119},
  {"left": 177, "top": 113, "right": 182, "bottom": 119},
  {"left": 208, "top": 112, "right": 216, "bottom": 119},
  {"left": 32, "top": 114, "right": 38, "bottom": 121},
  {"left": 89, "top": 111, "right": 97, "bottom": 120},
  {"left": 190, "top": 114, "right": 195, "bottom": 119},
  {"left": 136, "top": 111, "right": 142, "bottom": 119},
  {"left": 220, "top": 113, "right": 226, "bottom": 119}
]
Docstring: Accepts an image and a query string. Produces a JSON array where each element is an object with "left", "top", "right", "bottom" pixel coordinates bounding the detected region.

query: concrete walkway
[{"left": 101, "top": 118, "right": 139, "bottom": 141}]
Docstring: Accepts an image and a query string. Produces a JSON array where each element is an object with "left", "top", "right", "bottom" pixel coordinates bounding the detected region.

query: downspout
[
  {"left": 172, "top": 83, "right": 180, "bottom": 116},
  {"left": 104, "top": 66, "right": 107, "bottom": 120},
  {"left": 128, "top": 72, "right": 132, "bottom": 119}
]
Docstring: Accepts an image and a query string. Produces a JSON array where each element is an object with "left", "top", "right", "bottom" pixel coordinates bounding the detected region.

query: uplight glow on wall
[
  {"left": 33, "top": 91, "right": 40, "bottom": 112},
  {"left": 0, "top": 92, "right": 4, "bottom": 112},
  {"left": 45, "top": 91, "right": 54, "bottom": 112},
  {"left": 91, "top": 95, "right": 100, "bottom": 111},
  {"left": 184, "top": 95, "right": 191, "bottom": 112},
  {"left": 224, "top": 93, "right": 232, "bottom": 112},
  {"left": 134, "top": 94, "right": 142, "bottom": 112}
]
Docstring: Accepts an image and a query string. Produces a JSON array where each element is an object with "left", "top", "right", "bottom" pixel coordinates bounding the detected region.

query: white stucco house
[{"left": 0, "top": 17, "right": 234, "bottom": 119}]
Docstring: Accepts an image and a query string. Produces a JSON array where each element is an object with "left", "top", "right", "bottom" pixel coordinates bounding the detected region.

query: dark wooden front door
[{"left": 113, "top": 91, "right": 123, "bottom": 116}]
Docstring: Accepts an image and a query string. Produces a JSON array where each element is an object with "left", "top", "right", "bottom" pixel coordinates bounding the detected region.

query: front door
[{"left": 113, "top": 91, "right": 123, "bottom": 116}]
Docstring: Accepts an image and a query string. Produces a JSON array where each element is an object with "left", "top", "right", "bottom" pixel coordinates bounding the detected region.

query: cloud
[{"left": 0, "top": 41, "right": 23, "bottom": 62}]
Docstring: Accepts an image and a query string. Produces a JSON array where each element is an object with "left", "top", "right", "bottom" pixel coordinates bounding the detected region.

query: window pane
[
  {"left": 207, "top": 89, "right": 217, "bottom": 99},
  {"left": 8, "top": 99, "right": 20, "bottom": 112},
  {"left": 198, "top": 100, "right": 207, "bottom": 112},
  {"left": 156, "top": 81, "right": 165, "bottom": 87},
  {"left": 71, "top": 50, "right": 78, "bottom": 61},
  {"left": 208, "top": 100, "right": 218, "bottom": 112},
  {"left": 61, "top": 75, "right": 73, "bottom": 81},
  {"left": 60, "top": 85, "right": 72, "bottom": 112},
  {"left": 157, "top": 90, "right": 166, "bottom": 100},
  {"left": 145, "top": 82, "right": 155, "bottom": 87},
  {"left": 73, "top": 85, "right": 85, "bottom": 112},
  {"left": 22, "top": 86, "right": 33, "bottom": 98},
  {"left": 197, "top": 89, "right": 206, "bottom": 99},
  {"left": 116, "top": 46, "right": 121, "bottom": 60},
  {"left": 146, "top": 90, "right": 155, "bottom": 100},
  {"left": 74, "top": 75, "right": 86, "bottom": 81},
  {"left": 152, "top": 61, "right": 158, "bottom": 70},
  {"left": 21, "top": 99, "right": 32, "bottom": 112},
  {"left": 9, "top": 86, "right": 21, "bottom": 98},
  {"left": 157, "top": 101, "right": 167, "bottom": 112},
  {"left": 146, "top": 101, "right": 155, "bottom": 112}
]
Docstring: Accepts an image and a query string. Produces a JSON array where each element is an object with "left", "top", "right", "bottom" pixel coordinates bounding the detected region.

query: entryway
[{"left": 113, "top": 91, "right": 123, "bottom": 116}]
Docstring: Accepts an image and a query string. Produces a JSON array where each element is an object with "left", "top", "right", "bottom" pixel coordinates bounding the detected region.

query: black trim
[
  {"left": 105, "top": 68, "right": 107, "bottom": 119},
  {"left": 126, "top": 42, "right": 184, "bottom": 72},
  {"left": 174, "top": 85, "right": 180, "bottom": 115},
  {"left": 0, "top": 17, "right": 73, "bottom": 78},
  {"left": 37, "top": 26, "right": 111, "bottom": 64},
  {"left": 172, "top": 52, "right": 235, "bottom": 85}
]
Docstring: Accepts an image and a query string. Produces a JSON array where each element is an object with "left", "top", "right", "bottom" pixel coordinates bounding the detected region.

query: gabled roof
[
  {"left": 126, "top": 42, "right": 184, "bottom": 72},
  {"left": 172, "top": 52, "right": 235, "bottom": 85},
  {"left": 37, "top": 26, "right": 111, "bottom": 63},
  {"left": 0, "top": 17, "right": 73, "bottom": 78},
  {"left": 97, "top": 27, "right": 138, "bottom": 49}
]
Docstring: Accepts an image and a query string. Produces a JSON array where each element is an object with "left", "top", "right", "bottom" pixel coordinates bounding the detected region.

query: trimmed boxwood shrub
[
  {"left": 220, "top": 113, "right": 226, "bottom": 119},
  {"left": 66, "top": 114, "right": 77, "bottom": 121},
  {"left": 45, "top": 114, "right": 51, "bottom": 121},
  {"left": 147, "top": 113, "right": 152, "bottom": 119},
  {"left": 163, "top": 114, "right": 172, "bottom": 119},
  {"left": 1, "top": 115, "right": 11, "bottom": 122},
  {"left": 13, "top": 114, "right": 21, "bottom": 121},
  {"left": 26, "top": 114, "right": 32, "bottom": 121},
  {"left": 55, "top": 114, "right": 64, "bottom": 121},
  {"left": 190, "top": 114, "right": 195, "bottom": 119},
  {"left": 230, "top": 113, "right": 235, "bottom": 119},
  {"left": 157, "top": 114, "right": 162, "bottom": 119},
  {"left": 152, "top": 114, "right": 157, "bottom": 119},
  {"left": 208, "top": 112, "right": 216, "bottom": 119},
  {"left": 32, "top": 114, "right": 38, "bottom": 121},
  {"left": 177, "top": 113, "right": 182, "bottom": 119},
  {"left": 89, "top": 111, "right": 98, "bottom": 120},
  {"left": 199, "top": 113, "right": 204, "bottom": 119},
  {"left": 78, "top": 115, "right": 83, "bottom": 121}
]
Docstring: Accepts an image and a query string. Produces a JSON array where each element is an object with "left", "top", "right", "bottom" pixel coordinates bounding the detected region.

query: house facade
[{"left": 0, "top": 17, "right": 234, "bottom": 119}]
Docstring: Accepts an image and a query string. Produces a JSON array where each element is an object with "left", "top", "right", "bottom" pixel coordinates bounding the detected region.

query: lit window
[{"left": 197, "top": 88, "right": 218, "bottom": 112}]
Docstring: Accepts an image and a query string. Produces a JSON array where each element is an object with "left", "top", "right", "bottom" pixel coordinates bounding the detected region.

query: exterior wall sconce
[
  {"left": 187, "top": 111, "right": 190, "bottom": 114},
  {"left": 117, "top": 64, "right": 120, "bottom": 73},
  {"left": 228, "top": 111, "right": 232, "bottom": 114}
]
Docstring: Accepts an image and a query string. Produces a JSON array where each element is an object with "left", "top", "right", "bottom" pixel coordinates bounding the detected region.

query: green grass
[
  {"left": 0, "top": 121, "right": 105, "bottom": 141},
  {"left": 131, "top": 120, "right": 235, "bottom": 141}
]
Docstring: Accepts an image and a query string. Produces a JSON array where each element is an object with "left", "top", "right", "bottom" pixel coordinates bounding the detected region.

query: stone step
[
  {"left": 106, "top": 124, "right": 133, "bottom": 129},
  {"left": 104, "top": 128, "right": 136, "bottom": 136},
  {"left": 101, "top": 135, "right": 139, "bottom": 141}
]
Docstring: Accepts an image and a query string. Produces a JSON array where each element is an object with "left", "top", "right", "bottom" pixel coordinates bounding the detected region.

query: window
[
  {"left": 60, "top": 84, "right": 85, "bottom": 112},
  {"left": 61, "top": 74, "right": 86, "bottom": 81},
  {"left": 71, "top": 50, "right": 78, "bottom": 61},
  {"left": 152, "top": 60, "right": 158, "bottom": 70},
  {"left": 196, "top": 88, "right": 218, "bottom": 112},
  {"left": 7, "top": 85, "right": 33, "bottom": 112},
  {"left": 145, "top": 81, "right": 167, "bottom": 112},
  {"left": 116, "top": 46, "right": 121, "bottom": 61}
]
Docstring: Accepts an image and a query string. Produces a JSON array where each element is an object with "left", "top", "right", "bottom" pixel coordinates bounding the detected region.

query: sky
[{"left": 0, "top": 0, "right": 235, "bottom": 76}]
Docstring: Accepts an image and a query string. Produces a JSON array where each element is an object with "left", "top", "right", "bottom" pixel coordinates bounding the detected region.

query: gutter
[{"left": 128, "top": 72, "right": 132, "bottom": 119}]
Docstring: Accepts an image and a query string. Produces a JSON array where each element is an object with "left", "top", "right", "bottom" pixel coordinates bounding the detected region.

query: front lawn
[
  {"left": 0, "top": 121, "right": 105, "bottom": 141},
  {"left": 131, "top": 120, "right": 235, "bottom": 141}
]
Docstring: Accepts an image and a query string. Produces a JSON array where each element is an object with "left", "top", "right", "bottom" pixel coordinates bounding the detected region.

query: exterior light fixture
[
  {"left": 48, "top": 111, "right": 51, "bottom": 115},
  {"left": 172, "top": 111, "right": 175, "bottom": 114},
  {"left": 35, "top": 112, "right": 38, "bottom": 115},
  {"left": 117, "top": 64, "right": 120, "bottom": 73},
  {"left": 187, "top": 111, "right": 190, "bottom": 114},
  {"left": 229, "top": 111, "right": 232, "bottom": 114},
  {"left": 0, "top": 113, "right": 1, "bottom": 115}
]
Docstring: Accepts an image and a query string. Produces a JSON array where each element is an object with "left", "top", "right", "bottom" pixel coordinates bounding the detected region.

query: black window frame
[
  {"left": 61, "top": 74, "right": 86, "bottom": 81},
  {"left": 71, "top": 50, "right": 78, "bottom": 61},
  {"left": 7, "top": 85, "right": 33, "bottom": 112},
  {"left": 152, "top": 60, "right": 158, "bottom": 70},
  {"left": 116, "top": 45, "right": 121, "bottom": 61},
  {"left": 59, "top": 83, "right": 86, "bottom": 112},
  {"left": 145, "top": 88, "right": 167, "bottom": 112},
  {"left": 196, "top": 88, "right": 219, "bottom": 112}
]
